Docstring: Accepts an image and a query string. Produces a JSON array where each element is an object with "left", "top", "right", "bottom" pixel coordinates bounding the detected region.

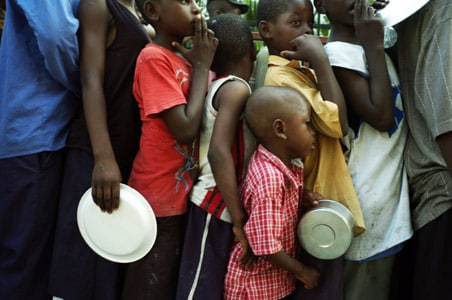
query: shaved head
[{"left": 245, "top": 86, "right": 310, "bottom": 142}]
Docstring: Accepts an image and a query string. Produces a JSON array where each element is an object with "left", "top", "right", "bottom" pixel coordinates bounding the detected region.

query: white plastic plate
[
  {"left": 77, "top": 183, "right": 157, "bottom": 263},
  {"left": 377, "top": 0, "right": 429, "bottom": 27}
]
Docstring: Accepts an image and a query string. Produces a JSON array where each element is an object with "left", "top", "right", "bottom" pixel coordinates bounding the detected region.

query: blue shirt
[{"left": 0, "top": 0, "right": 80, "bottom": 158}]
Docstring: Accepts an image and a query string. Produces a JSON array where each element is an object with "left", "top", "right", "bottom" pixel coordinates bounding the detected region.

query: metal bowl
[{"left": 297, "top": 199, "right": 354, "bottom": 260}]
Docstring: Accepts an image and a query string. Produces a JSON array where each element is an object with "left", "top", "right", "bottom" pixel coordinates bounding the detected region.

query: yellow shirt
[{"left": 265, "top": 55, "right": 365, "bottom": 235}]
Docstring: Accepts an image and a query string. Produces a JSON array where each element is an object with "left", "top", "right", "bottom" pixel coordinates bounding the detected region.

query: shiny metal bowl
[{"left": 297, "top": 199, "right": 355, "bottom": 260}]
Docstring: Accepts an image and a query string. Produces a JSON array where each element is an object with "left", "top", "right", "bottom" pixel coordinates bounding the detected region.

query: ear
[
  {"left": 273, "top": 119, "right": 287, "bottom": 140},
  {"left": 314, "top": 0, "right": 327, "bottom": 14},
  {"left": 259, "top": 20, "right": 273, "bottom": 39},
  {"left": 142, "top": 0, "right": 160, "bottom": 23}
]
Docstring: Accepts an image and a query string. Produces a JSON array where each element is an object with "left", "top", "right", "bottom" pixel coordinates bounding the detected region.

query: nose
[
  {"left": 191, "top": 0, "right": 201, "bottom": 14},
  {"left": 304, "top": 23, "right": 314, "bottom": 35}
]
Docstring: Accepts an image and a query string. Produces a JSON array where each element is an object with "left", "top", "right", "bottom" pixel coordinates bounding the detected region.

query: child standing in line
[
  {"left": 317, "top": 0, "right": 412, "bottom": 298},
  {"left": 175, "top": 13, "right": 257, "bottom": 300},
  {"left": 121, "top": 0, "right": 218, "bottom": 299},
  {"left": 257, "top": 0, "right": 365, "bottom": 298},
  {"left": 176, "top": 13, "right": 257, "bottom": 300},
  {"left": 224, "top": 86, "right": 319, "bottom": 300},
  {"left": 48, "top": 0, "right": 151, "bottom": 299}
]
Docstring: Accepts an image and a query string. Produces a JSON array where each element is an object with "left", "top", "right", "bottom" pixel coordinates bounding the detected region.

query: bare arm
[
  {"left": 208, "top": 81, "right": 256, "bottom": 268},
  {"left": 161, "top": 16, "right": 218, "bottom": 145},
  {"left": 334, "top": 0, "right": 394, "bottom": 131},
  {"left": 263, "top": 251, "right": 319, "bottom": 289},
  {"left": 78, "top": 0, "right": 121, "bottom": 212}
]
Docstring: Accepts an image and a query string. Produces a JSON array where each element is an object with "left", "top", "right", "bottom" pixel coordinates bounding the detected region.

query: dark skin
[
  {"left": 247, "top": 87, "right": 320, "bottom": 289},
  {"left": 260, "top": 0, "right": 348, "bottom": 135},
  {"left": 318, "top": 0, "right": 394, "bottom": 131},
  {"left": 78, "top": 0, "right": 147, "bottom": 212},
  {"left": 142, "top": 0, "right": 218, "bottom": 145},
  {"left": 208, "top": 48, "right": 256, "bottom": 268},
  {"left": 207, "top": 0, "right": 244, "bottom": 16}
]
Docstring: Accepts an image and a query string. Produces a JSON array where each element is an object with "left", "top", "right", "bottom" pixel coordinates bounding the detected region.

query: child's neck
[
  {"left": 327, "top": 21, "right": 358, "bottom": 44},
  {"left": 153, "top": 34, "right": 185, "bottom": 53},
  {"left": 214, "top": 65, "right": 249, "bottom": 82},
  {"left": 117, "top": 0, "right": 139, "bottom": 18},
  {"left": 261, "top": 143, "right": 293, "bottom": 169}
]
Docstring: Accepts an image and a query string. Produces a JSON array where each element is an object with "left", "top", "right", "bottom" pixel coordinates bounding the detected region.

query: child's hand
[
  {"left": 172, "top": 15, "right": 218, "bottom": 70},
  {"left": 233, "top": 225, "right": 258, "bottom": 269},
  {"left": 280, "top": 34, "right": 327, "bottom": 66},
  {"left": 354, "top": 0, "right": 384, "bottom": 49},
  {"left": 91, "top": 158, "right": 122, "bottom": 213},
  {"left": 295, "top": 264, "right": 320, "bottom": 290},
  {"left": 302, "top": 189, "right": 323, "bottom": 208}
]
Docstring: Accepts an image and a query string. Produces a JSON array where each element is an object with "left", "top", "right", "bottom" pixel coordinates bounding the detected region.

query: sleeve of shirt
[
  {"left": 266, "top": 66, "right": 343, "bottom": 138},
  {"left": 134, "top": 49, "right": 188, "bottom": 117},
  {"left": 244, "top": 169, "right": 286, "bottom": 256},
  {"left": 17, "top": 0, "right": 80, "bottom": 96},
  {"left": 419, "top": 13, "right": 452, "bottom": 139},
  {"left": 325, "top": 42, "right": 368, "bottom": 77}
]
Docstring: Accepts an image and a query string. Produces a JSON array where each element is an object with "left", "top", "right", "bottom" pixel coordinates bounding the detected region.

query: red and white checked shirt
[{"left": 224, "top": 145, "right": 303, "bottom": 300}]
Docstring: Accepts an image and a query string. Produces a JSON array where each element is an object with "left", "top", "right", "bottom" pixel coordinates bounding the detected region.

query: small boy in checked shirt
[{"left": 224, "top": 86, "right": 320, "bottom": 300}]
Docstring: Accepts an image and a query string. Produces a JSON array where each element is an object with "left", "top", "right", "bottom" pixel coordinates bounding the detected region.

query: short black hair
[
  {"left": 207, "top": 14, "right": 253, "bottom": 72},
  {"left": 256, "top": 0, "right": 292, "bottom": 24}
]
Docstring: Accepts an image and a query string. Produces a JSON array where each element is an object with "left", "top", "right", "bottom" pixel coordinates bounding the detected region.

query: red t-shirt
[{"left": 128, "top": 43, "right": 194, "bottom": 217}]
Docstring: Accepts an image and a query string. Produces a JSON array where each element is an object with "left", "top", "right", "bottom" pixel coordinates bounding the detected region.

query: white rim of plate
[
  {"left": 377, "top": 0, "right": 429, "bottom": 27},
  {"left": 77, "top": 183, "right": 157, "bottom": 263}
]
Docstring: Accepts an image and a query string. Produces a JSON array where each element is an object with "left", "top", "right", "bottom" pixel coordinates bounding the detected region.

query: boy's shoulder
[
  {"left": 266, "top": 56, "right": 318, "bottom": 89},
  {"left": 138, "top": 43, "right": 182, "bottom": 62}
]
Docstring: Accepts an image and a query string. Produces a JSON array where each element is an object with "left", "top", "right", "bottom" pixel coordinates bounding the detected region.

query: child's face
[
  {"left": 286, "top": 105, "right": 316, "bottom": 160},
  {"left": 151, "top": 0, "right": 202, "bottom": 38},
  {"left": 317, "top": 0, "right": 357, "bottom": 25},
  {"left": 270, "top": 0, "right": 314, "bottom": 53},
  {"left": 208, "top": 1, "right": 242, "bottom": 16}
]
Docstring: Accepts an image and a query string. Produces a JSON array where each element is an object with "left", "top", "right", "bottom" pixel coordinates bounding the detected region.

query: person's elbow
[
  {"left": 207, "top": 145, "right": 228, "bottom": 170},
  {"left": 371, "top": 116, "right": 395, "bottom": 132},
  {"left": 174, "top": 131, "right": 198, "bottom": 145}
]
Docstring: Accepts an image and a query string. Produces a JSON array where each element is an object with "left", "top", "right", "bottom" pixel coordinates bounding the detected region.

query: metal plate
[{"left": 298, "top": 200, "right": 354, "bottom": 259}]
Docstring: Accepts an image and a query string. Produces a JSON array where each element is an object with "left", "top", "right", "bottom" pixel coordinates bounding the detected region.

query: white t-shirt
[
  {"left": 189, "top": 75, "right": 255, "bottom": 223},
  {"left": 325, "top": 41, "right": 413, "bottom": 261}
]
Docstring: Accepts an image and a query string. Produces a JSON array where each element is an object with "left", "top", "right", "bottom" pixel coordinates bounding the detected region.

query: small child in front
[
  {"left": 257, "top": 1, "right": 365, "bottom": 297},
  {"left": 224, "top": 86, "right": 320, "bottom": 300}
]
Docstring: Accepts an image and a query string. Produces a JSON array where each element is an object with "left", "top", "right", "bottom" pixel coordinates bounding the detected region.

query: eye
[{"left": 292, "top": 19, "right": 301, "bottom": 26}]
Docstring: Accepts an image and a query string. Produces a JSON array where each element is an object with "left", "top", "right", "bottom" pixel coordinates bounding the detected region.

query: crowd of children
[{"left": 0, "top": 0, "right": 450, "bottom": 300}]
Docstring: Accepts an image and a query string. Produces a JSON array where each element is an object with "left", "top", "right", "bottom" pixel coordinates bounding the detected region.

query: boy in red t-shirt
[{"left": 122, "top": 1, "right": 217, "bottom": 299}]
